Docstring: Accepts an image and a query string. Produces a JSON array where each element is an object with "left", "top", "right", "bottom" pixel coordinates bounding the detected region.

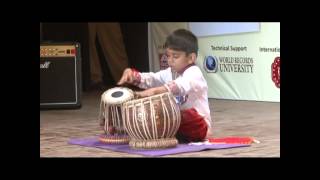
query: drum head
[{"left": 102, "top": 87, "right": 134, "bottom": 105}]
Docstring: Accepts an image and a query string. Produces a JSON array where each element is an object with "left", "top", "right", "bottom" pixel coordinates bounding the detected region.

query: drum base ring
[
  {"left": 129, "top": 138, "right": 178, "bottom": 149},
  {"left": 99, "top": 134, "right": 130, "bottom": 144}
]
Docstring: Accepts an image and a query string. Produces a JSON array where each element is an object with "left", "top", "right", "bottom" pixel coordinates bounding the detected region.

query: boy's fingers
[
  {"left": 129, "top": 75, "right": 134, "bottom": 83},
  {"left": 117, "top": 77, "right": 125, "bottom": 85},
  {"left": 117, "top": 69, "right": 134, "bottom": 85},
  {"left": 126, "top": 75, "right": 130, "bottom": 83},
  {"left": 118, "top": 75, "right": 127, "bottom": 85},
  {"left": 135, "top": 91, "right": 142, "bottom": 98}
]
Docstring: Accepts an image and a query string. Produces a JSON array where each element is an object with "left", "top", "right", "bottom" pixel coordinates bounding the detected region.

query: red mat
[{"left": 208, "top": 137, "right": 260, "bottom": 144}]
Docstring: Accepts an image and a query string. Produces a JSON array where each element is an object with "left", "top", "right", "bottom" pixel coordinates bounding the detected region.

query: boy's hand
[
  {"left": 135, "top": 86, "right": 168, "bottom": 98},
  {"left": 117, "top": 68, "right": 134, "bottom": 85},
  {"left": 135, "top": 89, "right": 155, "bottom": 98}
]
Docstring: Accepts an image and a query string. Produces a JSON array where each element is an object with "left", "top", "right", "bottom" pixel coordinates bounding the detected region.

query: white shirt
[{"left": 137, "top": 65, "right": 212, "bottom": 129}]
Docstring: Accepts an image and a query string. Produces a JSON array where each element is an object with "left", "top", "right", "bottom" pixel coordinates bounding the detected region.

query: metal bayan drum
[
  {"left": 123, "top": 92, "right": 181, "bottom": 149},
  {"left": 99, "top": 87, "right": 134, "bottom": 144}
]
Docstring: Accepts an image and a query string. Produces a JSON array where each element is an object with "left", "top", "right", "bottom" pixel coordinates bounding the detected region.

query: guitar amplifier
[{"left": 40, "top": 42, "right": 82, "bottom": 109}]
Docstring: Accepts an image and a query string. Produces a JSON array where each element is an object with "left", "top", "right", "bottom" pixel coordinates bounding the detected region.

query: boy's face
[{"left": 166, "top": 48, "right": 195, "bottom": 73}]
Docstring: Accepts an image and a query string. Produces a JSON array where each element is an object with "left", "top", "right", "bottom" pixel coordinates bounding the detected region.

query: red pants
[{"left": 176, "top": 108, "right": 208, "bottom": 142}]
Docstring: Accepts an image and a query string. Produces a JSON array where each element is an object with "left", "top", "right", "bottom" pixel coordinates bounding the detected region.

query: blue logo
[
  {"left": 175, "top": 95, "right": 188, "bottom": 105},
  {"left": 204, "top": 56, "right": 218, "bottom": 73}
]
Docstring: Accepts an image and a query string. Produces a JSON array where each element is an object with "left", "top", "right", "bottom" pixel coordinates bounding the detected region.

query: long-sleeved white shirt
[{"left": 136, "top": 65, "right": 212, "bottom": 129}]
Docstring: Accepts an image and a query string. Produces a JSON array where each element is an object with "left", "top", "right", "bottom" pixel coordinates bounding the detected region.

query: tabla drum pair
[{"left": 99, "top": 87, "right": 181, "bottom": 149}]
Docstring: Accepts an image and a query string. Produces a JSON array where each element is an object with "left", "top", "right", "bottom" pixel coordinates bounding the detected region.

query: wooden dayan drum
[
  {"left": 99, "top": 87, "right": 134, "bottom": 144},
  {"left": 123, "top": 92, "right": 181, "bottom": 149}
]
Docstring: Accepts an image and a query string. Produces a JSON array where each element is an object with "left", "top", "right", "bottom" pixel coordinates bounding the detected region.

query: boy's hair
[{"left": 165, "top": 29, "right": 198, "bottom": 56}]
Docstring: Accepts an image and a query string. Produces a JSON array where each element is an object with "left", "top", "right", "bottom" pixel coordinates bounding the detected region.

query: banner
[
  {"left": 148, "top": 22, "right": 280, "bottom": 102},
  {"left": 189, "top": 22, "right": 260, "bottom": 37}
]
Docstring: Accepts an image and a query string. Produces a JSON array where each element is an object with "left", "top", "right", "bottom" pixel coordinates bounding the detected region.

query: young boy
[{"left": 117, "top": 29, "right": 212, "bottom": 142}]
